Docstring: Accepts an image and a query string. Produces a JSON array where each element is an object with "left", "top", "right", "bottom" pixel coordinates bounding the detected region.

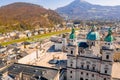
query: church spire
[
  {"left": 69, "top": 27, "right": 76, "bottom": 39},
  {"left": 104, "top": 28, "right": 114, "bottom": 42},
  {"left": 69, "top": 26, "right": 77, "bottom": 46},
  {"left": 91, "top": 25, "right": 97, "bottom": 31}
]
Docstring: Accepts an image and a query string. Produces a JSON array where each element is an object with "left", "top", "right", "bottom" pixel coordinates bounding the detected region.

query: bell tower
[
  {"left": 100, "top": 28, "right": 115, "bottom": 80},
  {"left": 67, "top": 27, "right": 78, "bottom": 80},
  {"left": 101, "top": 28, "right": 115, "bottom": 61},
  {"left": 69, "top": 27, "right": 77, "bottom": 46},
  {"left": 68, "top": 27, "right": 78, "bottom": 56}
]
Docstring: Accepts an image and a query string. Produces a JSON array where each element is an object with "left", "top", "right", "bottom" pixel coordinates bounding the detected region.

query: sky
[{"left": 0, "top": 0, "right": 120, "bottom": 10}]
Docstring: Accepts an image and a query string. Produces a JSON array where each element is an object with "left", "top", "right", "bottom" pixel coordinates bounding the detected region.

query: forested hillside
[{"left": 0, "top": 2, "right": 63, "bottom": 33}]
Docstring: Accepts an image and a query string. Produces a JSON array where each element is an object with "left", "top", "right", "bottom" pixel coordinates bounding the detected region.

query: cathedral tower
[
  {"left": 67, "top": 27, "right": 78, "bottom": 80},
  {"left": 100, "top": 28, "right": 115, "bottom": 80}
]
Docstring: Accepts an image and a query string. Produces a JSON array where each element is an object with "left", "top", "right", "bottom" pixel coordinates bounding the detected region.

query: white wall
[
  {"left": 55, "top": 43, "right": 62, "bottom": 51},
  {"left": 67, "top": 54, "right": 112, "bottom": 80},
  {"left": 2, "top": 75, "right": 14, "bottom": 80},
  {"left": 18, "top": 50, "right": 44, "bottom": 64}
]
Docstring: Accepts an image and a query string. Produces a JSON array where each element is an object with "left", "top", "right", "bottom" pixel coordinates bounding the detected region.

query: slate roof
[
  {"left": 0, "top": 63, "right": 59, "bottom": 79},
  {"left": 78, "top": 42, "right": 89, "bottom": 48}
]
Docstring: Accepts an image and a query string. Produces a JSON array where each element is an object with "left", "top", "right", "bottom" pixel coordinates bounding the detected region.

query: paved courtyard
[{"left": 28, "top": 41, "right": 67, "bottom": 68}]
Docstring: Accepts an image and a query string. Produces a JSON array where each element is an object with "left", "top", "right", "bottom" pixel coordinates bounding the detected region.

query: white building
[
  {"left": 51, "top": 35, "right": 67, "bottom": 51},
  {"left": 67, "top": 26, "right": 120, "bottom": 80}
]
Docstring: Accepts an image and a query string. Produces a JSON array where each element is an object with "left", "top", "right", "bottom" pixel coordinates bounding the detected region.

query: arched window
[
  {"left": 93, "top": 66, "right": 95, "bottom": 71},
  {"left": 81, "top": 72, "right": 83, "bottom": 75},
  {"left": 92, "top": 74, "right": 94, "bottom": 77},
  {"left": 70, "top": 71, "right": 72, "bottom": 73},
  {"left": 81, "top": 64, "right": 84, "bottom": 68},
  {"left": 71, "top": 50, "right": 73, "bottom": 54},
  {"left": 70, "top": 64, "right": 73, "bottom": 67},
  {"left": 106, "top": 55, "right": 109, "bottom": 59},
  {"left": 72, "top": 40, "right": 73, "bottom": 42},
  {"left": 92, "top": 42, "right": 94, "bottom": 46},
  {"left": 80, "top": 78, "right": 83, "bottom": 80},
  {"left": 104, "top": 78, "right": 106, "bottom": 80},
  {"left": 87, "top": 65, "right": 89, "bottom": 70},
  {"left": 105, "top": 70, "right": 107, "bottom": 74},
  {"left": 86, "top": 73, "right": 89, "bottom": 76}
]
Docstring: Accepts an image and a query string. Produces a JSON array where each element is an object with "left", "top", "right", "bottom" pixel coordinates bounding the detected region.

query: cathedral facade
[{"left": 67, "top": 26, "right": 118, "bottom": 80}]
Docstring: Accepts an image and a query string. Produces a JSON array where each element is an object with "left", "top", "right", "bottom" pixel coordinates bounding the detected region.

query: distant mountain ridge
[
  {"left": 56, "top": 0, "right": 120, "bottom": 20},
  {"left": 0, "top": 2, "right": 63, "bottom": 32}
]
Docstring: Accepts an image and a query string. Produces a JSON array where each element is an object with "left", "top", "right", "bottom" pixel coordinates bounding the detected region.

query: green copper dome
[
  {"left": 87, "top": 32, "right": 100, "bottom": 40},
  {"left": 86, "top": 26, "right": 100, "bottom": 41},
  {"left": 104, "top": 28, "right": 114, "bottom": 42},
  {"left": 69, "top": 27, "right": 76, "bottom": 39}
]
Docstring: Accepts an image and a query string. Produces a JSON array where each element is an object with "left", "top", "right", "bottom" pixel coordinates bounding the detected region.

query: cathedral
[{"left": 67, "top": 26, "right": 120, "bottom": 80}]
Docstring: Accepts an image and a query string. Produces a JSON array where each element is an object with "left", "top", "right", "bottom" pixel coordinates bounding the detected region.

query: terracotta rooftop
[{"left": 113, "top": 52, "right": 120, "bottom": 62}]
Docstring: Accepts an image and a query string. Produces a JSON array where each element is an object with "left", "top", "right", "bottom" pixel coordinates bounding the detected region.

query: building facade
[
  {"left": 0, "top": 63, "right": 65, "bottom": 80},
  {"left": 67, "top": 26, "right": 119, "bottom": 80}
]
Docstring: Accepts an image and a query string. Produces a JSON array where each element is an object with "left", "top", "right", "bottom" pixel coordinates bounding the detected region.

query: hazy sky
[{"left": 0, "top": 0, "right": 120, "bottom": 9}]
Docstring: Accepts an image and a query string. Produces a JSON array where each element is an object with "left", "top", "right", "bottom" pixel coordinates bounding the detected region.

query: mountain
[
  {"left": 56, "top": 0, "right": 120, "bottom": 20},
  {"left": 0, "top": 2, "right": 63, "bottom": 33}
]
